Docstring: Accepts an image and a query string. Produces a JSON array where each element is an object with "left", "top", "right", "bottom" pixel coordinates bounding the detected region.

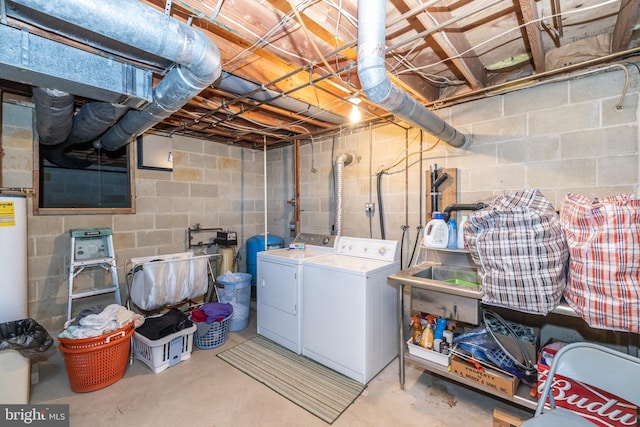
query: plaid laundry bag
[
  {"left": 560, "top": 193, "right": 640, "bottom": 333},
  {"left": 465, "top": 189, "right": 569, "bottom": 315}
]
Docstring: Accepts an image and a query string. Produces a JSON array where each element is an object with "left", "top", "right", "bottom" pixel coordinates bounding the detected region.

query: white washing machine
[
  {"left": 257, "top": 233, "right": 338, "bottom": 354},
  {"left": 302, "top": 236, "right": 400, "bottom": 384}
]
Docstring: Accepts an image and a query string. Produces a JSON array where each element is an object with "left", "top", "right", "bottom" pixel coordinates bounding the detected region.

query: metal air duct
[
  {"left": 334, "top": 152, "right": 354, "bottom": 236},
  {"left": 8, "top": 0, "right": 222, "bottom": 152},
  {"left": 357, "top": 0, "right": 467, "bottom": 148}
]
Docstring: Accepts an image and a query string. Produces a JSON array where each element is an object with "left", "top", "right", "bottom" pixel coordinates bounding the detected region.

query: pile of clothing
[
  {"left": 135, "top": 308, "right": 194, "bottom": 341},
  {"left": 59, "top": 304, "right": 144, "bottom": 339},
  {"left": 189, "top": 302, "right": 233, "bottom": 336}
]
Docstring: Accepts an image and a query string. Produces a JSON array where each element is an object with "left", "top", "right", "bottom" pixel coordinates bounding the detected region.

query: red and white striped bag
[
  {"left": 466, "top": 189, "right": 569, "bottom": 315},
  {"left": 560, "top": 193, "right": 640, "bottom": 333}
]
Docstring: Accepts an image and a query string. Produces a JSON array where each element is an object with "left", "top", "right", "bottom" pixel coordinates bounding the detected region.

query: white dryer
[
  {"left": 257, "top": 233, "right": 338, "bottom": 354},
  {"left": 302, "top": 236, "right": 400, "bottom": 384}
]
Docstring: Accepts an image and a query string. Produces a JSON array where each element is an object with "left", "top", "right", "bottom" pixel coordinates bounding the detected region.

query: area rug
[{"left": 217, "top": 336, "right": 366, "bottom": 424}]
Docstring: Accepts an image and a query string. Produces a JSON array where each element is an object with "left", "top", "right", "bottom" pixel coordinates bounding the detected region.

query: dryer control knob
[{"left": 378, "top": 246, "right": 387, "bottom": 255}]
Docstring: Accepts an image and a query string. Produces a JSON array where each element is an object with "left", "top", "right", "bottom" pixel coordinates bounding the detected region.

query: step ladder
[{"left": 67, "top": 228, "right": 121, "bottom": 321}]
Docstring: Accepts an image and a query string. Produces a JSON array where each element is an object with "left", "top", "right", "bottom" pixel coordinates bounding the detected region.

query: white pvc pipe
[{"left": 264, "top": 136, "right": 268, "bottom": 250}]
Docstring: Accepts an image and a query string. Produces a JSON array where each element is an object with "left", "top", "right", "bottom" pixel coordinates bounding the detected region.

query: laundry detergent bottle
[{"left": 423, "top": 212, "right": 448, "bottom": 248}]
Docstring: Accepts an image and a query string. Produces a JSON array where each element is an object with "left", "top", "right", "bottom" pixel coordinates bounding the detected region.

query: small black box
[{"left": 215, "top": 231, "right": 237, "bottom": 246}]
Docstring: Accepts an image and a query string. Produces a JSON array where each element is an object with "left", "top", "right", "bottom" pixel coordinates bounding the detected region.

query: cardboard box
[
  {"left": 537, "top": 341, "right": 637, "bottom": 427},
  {"left": 450, "top": 356, "right": 519, "bottom": 397}
]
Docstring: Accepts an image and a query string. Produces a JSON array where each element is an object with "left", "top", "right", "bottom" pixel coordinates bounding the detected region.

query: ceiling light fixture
[{"left": 349, "top": 96, "right": 362, "bottom": 123}]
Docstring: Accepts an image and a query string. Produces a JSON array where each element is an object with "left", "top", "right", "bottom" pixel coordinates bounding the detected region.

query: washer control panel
[
  {"left": 294, "top": 233, "right": 339, "bottom": 249},
  {"left": 336, "top": 237, "right": 399, "bottom": 262}
]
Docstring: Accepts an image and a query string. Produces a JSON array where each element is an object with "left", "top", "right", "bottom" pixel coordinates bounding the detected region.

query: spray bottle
[
  {"left": 420, "top": 323, "right": 435, "bottom": 350},
  {"left": 410, "top": 315, "right": 423, "bottom": 345}
]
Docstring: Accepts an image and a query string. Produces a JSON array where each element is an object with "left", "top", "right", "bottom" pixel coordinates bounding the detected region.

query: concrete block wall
[
  {"left": 288, "top": 65, "right": 640, "bottom": 254},
  {"left": 2, "top": 64, "right": 639, "bottom": 332},
  {"left": 1, "top": 104, "right": 266, "bottom": 332}
]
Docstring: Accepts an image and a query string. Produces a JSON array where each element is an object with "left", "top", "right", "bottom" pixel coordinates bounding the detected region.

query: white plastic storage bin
[
  {"left": 0, "top": 349, "right": 30, "bottom": 403},
  {"left": 132, "top": 324, "right": 197, "bottom": 373},
  {"left": 407, "top": 339, "right": 450, "bottom": 366}
]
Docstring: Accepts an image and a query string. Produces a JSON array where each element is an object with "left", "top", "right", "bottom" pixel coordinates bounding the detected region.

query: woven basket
[
  {"left": 193, "top": 315, "right": 231, "bottom": 350},
  {"left": 59, "top": 322, "right": 134, "bottom": 392}
]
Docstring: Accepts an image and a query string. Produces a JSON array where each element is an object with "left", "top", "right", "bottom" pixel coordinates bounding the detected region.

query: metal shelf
[{"left": 405, "top": 352, "right": 537, "bottom": 411}]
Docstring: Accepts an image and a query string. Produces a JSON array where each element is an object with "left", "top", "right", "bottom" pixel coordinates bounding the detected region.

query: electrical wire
[
  {"left": 287, "top": 0, "right": 349, "bottom": 91},
  {"left": 309, "top": 135, "right": 317, "bottom": 173},
  {"left": 396, "top": 0, "right": 618, "bottom": 76}
]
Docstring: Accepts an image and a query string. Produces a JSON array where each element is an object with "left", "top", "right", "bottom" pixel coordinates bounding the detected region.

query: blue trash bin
[{"left": 216, "top": 272, "right": 252, "bottom": 331}]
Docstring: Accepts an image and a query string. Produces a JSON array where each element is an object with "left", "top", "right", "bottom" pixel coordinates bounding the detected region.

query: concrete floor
[{"left": 30, "top": 302, "right": 532, "bottom": 426}]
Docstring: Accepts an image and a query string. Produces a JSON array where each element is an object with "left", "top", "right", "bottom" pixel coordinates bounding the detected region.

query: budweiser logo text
[{"left": 538, "top": 367, "right": 637, "bottom": 427}]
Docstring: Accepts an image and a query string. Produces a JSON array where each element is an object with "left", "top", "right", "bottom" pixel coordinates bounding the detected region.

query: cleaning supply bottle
[
  {"left": 410, "top": 316, "right": 423, "bottom": 345},
  {"left": 420, "top": 322, "right": 434, "bottom": 350},
  {"left": 434, "top": 317, "right": 447, "bottom": 340},
  {"left": 458, "top": 215, "right": 468, "bottom": 249},
  {"left": 447, "top": 218, "right": 457, "bottom": 249},
  {"left": 424, "top": 212, "right": 448, "bottom": 248}
]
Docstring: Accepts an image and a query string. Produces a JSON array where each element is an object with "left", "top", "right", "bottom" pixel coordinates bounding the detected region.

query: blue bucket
[{"left": 246, "top": 234, "right": 284, "bottom": 286}]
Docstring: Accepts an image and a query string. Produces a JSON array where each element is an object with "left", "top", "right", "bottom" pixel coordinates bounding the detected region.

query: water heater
[{"left": 0, "top": 193, "right": 28, "bottom": 323}]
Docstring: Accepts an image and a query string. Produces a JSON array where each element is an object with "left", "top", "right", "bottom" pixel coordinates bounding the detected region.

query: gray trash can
[{"left": 216, "top": 272, "right": 252, "bottom": 331}]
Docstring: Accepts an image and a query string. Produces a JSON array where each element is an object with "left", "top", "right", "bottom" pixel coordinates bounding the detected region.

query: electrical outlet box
[{"left": 365, "top": 203, "right": 375, "bottom": 214}]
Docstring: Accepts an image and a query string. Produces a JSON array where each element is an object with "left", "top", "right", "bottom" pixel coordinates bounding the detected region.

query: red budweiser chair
[{"left": 522, "top": 341, "right": 640, "bottom": 426}]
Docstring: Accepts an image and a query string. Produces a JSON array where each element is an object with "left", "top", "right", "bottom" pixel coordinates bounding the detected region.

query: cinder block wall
[
  {"left": 275, "top": 66, "right": 640, "bottom": 251},
  {"left": 1, "top": 103, "right": 266, "bottom": 332},
  {"left": 2, "top": 64, "right": 638, "bottom": 332}
]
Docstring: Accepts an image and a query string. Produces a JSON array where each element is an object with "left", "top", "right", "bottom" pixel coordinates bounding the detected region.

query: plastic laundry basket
[
  {"left": 216, "top": 272, "right": 251, "bottom": 332},
  {"left": 58, "top": 322, "right": 134, "bottom": 392}
]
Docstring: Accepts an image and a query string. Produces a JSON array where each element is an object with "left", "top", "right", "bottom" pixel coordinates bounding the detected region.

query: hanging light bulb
[{"left": 349, "top": 96, "right": 362, "bottom": 122}]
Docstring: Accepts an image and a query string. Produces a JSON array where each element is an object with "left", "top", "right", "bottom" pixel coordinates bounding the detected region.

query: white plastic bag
[{"left": 129, "top": 252, "right": 209, "bottom": 311}]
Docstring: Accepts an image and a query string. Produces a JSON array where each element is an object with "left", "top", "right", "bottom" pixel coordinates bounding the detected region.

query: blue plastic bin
[{"left": 216, "top": 272, "right": 252, "bottom": 332}]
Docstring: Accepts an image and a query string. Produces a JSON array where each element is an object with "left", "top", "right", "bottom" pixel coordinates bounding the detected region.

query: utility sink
[
  {"left": 387, "top": 248, "right": 482, "bottom": 324},
  {"left": 411, "top": 264, "right": 479, "bottom": 288}
]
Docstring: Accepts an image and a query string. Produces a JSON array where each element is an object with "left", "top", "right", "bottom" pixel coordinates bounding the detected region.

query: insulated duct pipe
[
  {"left": 357, "top": 0, "right": 467, "bottom": 148},
  {"left": 33, "top": 87, "right": 129, "bottom": 168},
  {"left": 217, "top": 72, "right": 345, "bottom": 125},
  {"left": 47, "top": 101, "right": 129, "bottom": 168},
  {"left": 334, "top": 152, "right": 354, "bottom": 236},
  {"left": 32, "top": 88, "right": 74, "bottom": 146},
  {"left": 10, "top": 0, "right": 222, "bottom": 152}
]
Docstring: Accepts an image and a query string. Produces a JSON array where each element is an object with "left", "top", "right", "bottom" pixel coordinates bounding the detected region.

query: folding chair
[{"left": 522, "top": 341, "right": 640, "bottom": 426}]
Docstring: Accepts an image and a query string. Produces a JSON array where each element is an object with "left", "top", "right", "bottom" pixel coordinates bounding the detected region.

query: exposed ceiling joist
[{"left": 0, "top": 0, "right": 639, "bottom": 159}]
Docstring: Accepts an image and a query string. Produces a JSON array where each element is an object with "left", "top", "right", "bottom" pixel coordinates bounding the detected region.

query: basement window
[{"left": 34, "top": 143, "right": 134, "bottom": 215}]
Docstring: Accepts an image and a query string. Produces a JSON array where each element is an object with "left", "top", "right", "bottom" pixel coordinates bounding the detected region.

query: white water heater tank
[{"left": 0, "top": 193, "right": 28, "bottom": 323}]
